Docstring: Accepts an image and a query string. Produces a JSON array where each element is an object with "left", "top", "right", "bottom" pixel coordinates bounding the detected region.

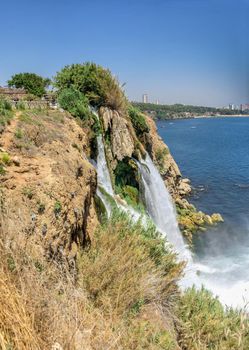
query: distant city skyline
[
  {"left": 0, "top": 0, "right": 248, "bottom": 107},
  {"left": 139, "top": 94, "right": 248, "bottom": 110}
]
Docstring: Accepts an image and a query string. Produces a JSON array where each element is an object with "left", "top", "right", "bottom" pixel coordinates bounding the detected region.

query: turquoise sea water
[{"left": 157, "top": 117, "right": 249, "bottom": 307}]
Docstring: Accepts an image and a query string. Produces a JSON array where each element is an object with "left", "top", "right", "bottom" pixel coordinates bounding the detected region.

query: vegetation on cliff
[
  {"left": 54, "top": 62, "right": 127, "bottom": 113},
  {"left": 0, "top": 98, "right": 13, "bottom": 130},
  {"left": 0, "top": 63, "right": 246, "bottom": 349},
  {"left": 57, "top": 87, "right": 91, "bottom": 120},
  {"left": 0, "top": 211, "right": 248, "bottom": 349}
]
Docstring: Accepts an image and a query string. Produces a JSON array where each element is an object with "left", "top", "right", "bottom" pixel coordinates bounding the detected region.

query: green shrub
[
  {"left": 15, "top": 128, "right": 23, "bottom": 139},
  {"left": 22, "top": 187, "right": 34, "bottom": 199},
  {"left": 77, "top": 210, "right": 182, "bottom": 317},
  {"left": 120, "top": 185, "right": 139, "bottom": 204},
  {"left": 0, "top": 97, "right": 13, "bottom": 120},
  {"left": 0, "top": 97, "right": 12, "bottom": 111},
  {"left": 16, "top": 101, "right": 26, "bottom": 110},
  {"left": 0, "top": 165, "right": 6, "bottom": 175},
  {"left": 115, "top": 185, "right": 145, "bottom": 212},
  {"left": 128, "top": 105, "right": 149, "bottom": 136},
  {"left": 57, "top": 87, "right": 90, "bottom": 119},
  {"left": 178, "top": 286, "right": 249, "bottom": 350},
  {"left": 7, "top": 255, "right": 16, "bottom": 272},
  {"left": 155, "top": 147, "right": 169, "bottom": 171},
  {"left": 1, "top": 153, "right": 11, "bottom": 165},
  {"left": 54, "top": 200, "right": 62, "bottom": 216},
  {"left": 54, "top": 62, "right": 127, "bottom": 112},
  {"left": 114, "top": 158, "right": 139, "bottom": 188}
]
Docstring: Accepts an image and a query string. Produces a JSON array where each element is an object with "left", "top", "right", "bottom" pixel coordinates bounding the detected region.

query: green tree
[
  {"left": 8, "top": 73, "right": 50, "bottom": 97},
  {"left": 128, "top": 105, "right": 149, "bottom": 136},
  {"left": 54, "top": 62, "right": 127, "bottom": 111}
]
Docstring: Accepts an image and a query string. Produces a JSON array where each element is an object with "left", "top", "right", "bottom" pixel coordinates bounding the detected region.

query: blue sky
[{"left": 0, "top": 0, "right": 248, "bottom": 106}]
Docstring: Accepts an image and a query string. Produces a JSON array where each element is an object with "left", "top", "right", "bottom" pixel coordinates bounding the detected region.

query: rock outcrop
[
  {"left": 97, "top": 107, "right": 223, "bottom": 243},
  {"left": 100, "top": 107, "right": 135, "bottom": 162},
  {"left": 0, "top": 106, "right": 223, "bottom": 258}
]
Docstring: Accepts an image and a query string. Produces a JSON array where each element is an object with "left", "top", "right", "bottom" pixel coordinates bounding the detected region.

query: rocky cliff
[
  {"left": 0, "top": 110, "right": 98, "bottom": 260},
  {"left": 99, "top": 107, "right": 222, "bottom": 243},
  {"left": 0, "top": 106, "right": 222, "bottom": 261},
  {"left": 0, "top": 106, "right": 233, "bottom": 350}
]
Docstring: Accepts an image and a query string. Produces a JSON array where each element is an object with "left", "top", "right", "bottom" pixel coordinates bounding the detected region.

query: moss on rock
[{"left": 176, "top": 202, "right": 223, "bottom": 244}]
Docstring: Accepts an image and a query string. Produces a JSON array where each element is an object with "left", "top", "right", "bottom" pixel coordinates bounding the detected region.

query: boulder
[
  {"left": 111, "top": 111, "right": 134, "bottom": 160},
  {"left": 211, "top": 213, "right": 224, "bottom": 223}
]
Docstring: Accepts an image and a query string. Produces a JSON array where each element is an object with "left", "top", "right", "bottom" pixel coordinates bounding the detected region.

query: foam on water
[
  {"left": 96, "top": 120, "right": 249, "bottom": 308},
  {"left": 156, "top": 117, "right": 249, "bottom": 309}
]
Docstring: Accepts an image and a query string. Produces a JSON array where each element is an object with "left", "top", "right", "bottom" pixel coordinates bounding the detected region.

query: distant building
[
  {"left": 240, "top": 104, "right": 249, "bottom": 111},
  {"left": 142, "top": 94, "right": 148, "bottom": 103},
  {"left": 229, "top": 104, "right": 236, "bottom": 110},
  {"left": 0, "top": 87, "right": 27, "bottom": 101},
  {"left": 156, "top": 99, "right": 159, "bottom": 105}
]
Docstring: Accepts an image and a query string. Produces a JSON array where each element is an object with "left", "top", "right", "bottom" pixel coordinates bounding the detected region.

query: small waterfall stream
[
  {"left": 96, "top": 134, "right": 145, "bottom": 223},
  {"left": 138, "top": 154, "right": 191, "bottom": 261},
  {"left": 96, "top": 135, "right": 114, "bottom": 217},
  {"left": 96, "top": 135, "right": 114, "bottom": 196},
  {"left": 138, "top": 153, "right": 198, "bottom": 287}
]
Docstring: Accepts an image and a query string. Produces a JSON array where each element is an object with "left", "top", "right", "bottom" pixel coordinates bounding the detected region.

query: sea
[{"left": 157, "top": 117, "right": 249, "bottom": 308}]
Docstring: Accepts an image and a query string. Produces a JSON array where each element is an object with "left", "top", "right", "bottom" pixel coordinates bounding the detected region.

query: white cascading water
[
  {"left": 138, "top": 153, "right": 197, "bottom": 287},
  {"left": 96, "top": 135, "right": 114, "bottom": 217},
  {"left": 96, "top": 131, "right": 196, "bottom": 286},
  {"left": 96, "top": 133, "right": 249, "bottom": 306},
  {"left": 138, "top": 154, "right": 190, "bottom": 260},
  {"left": 96, "top": 135, "right": 114, "bottom": 196},
  {"left": 96, "top": 135, "right": 147, "bottom": 223}
]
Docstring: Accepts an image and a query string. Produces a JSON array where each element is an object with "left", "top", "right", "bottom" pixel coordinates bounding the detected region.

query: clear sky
[{"left": 0, "top": 0, "right": 248, "bottom": 106}]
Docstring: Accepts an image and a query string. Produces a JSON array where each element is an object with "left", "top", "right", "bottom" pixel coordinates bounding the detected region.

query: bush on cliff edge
[{"left": 54, "top": 62, "right": 127, "bottom": 113}]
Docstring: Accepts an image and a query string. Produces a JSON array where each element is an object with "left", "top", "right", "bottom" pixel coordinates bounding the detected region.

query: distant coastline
[
  {"left": 132, "top": 102, "right": 249, "bottom": 121},
  {"left": 193, "top": 114, "right": 249, "bottom": 119},
  {"left": 158, "top": 115, "right": 249, "bottom": 121}
]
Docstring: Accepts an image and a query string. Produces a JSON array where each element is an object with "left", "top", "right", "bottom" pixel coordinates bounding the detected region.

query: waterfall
[
  {"left": 96, "top": 135, "right": 147, "bottom": 223},
  {"left": 96, "top": 135, "right": 114, "bottom": 196},
  {"left": 138, "top": 154, "right": 196, "bottom": 286},
  {"left": 96, "top": 135, "right": 114, "bottom": 217},
  {"left": 95, "top": 130, "right": 195, "bottom": 285},
  {"left": 96, "top": 133, "right": 191, "bottom": 261}
]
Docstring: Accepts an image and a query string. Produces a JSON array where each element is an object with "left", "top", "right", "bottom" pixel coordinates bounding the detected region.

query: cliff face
[
  {"left": 0, "top": 107, "right": 222, "bottom": 260},
  {"left": 0, "top": 106, "right": 226, "bottom": 350},
  {"left": 100, "top": 107, "right": 190, "bottom": 199},
  {"left": 0, "top": 110, "right": 98, "bottom": 259},
  {"left": 98, "top": 107, "right": 222, "bottom": 242}
]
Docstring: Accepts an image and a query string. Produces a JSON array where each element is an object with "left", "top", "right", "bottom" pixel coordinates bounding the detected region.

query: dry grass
[
  {"left": 1, "top": 209, "right": 248, "bottom": 349},
  {"left": 177, "top": 286, "right": 249, "bottom": 350},
  {"left": 0, "top": 211, "right": 182, "bottom": 349},
  {"left": 0, "top": 240, "right": 120, "bottom": 350},
  {"left": 0, "top": 262, "right": 42, "bottom": 349},
  {"left": 78, "top": 212, "right": 183, "bottom": 318}
]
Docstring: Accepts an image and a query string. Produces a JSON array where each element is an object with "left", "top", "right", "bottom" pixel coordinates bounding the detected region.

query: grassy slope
[{"left": 0, "top": 210, "right": 248, "bottom": 349}]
